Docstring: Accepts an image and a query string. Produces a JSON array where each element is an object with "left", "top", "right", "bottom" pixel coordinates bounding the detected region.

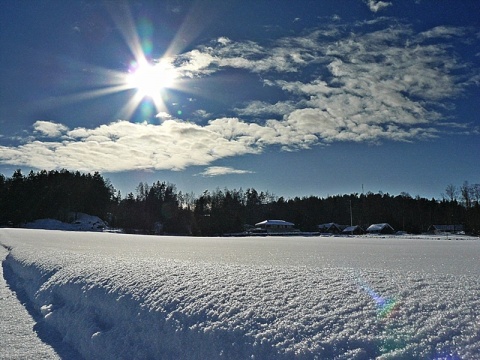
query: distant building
[
  {"left": 428, "top": 225, "right": 464, "bottom": 234},
  {"left": 253, "top": 220, "right": 298, "bottom": 234},
  {"left": 318, "top": 223, "right": 344, "bottom": 234},
  {"left": 342, "top": 225, "right": 364, "bottom": 235},
  {"left": 366, "top": 223, "right": 395, "bottom": 234}
]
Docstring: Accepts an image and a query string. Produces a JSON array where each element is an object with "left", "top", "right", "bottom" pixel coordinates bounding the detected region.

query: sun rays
[
  {"left": 102, "top": 1, "right": 219, "bottom": 122},
  {"left": 27, "top": 3, "right": 195, "bottom": 124},
  {"left": 106, "top": 3, "right": 181, "bottom": 121}
]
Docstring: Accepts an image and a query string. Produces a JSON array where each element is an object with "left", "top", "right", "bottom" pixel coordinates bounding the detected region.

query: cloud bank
[{"left": 1, "top": 20, "right": 478, "bottom": 173}]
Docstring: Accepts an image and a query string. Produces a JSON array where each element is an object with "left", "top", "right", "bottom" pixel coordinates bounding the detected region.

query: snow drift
[{"left": 1, "top": 229, "right": 479, "bottom": 359}]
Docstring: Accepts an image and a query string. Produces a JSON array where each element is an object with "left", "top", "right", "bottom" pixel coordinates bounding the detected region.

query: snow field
[{"left": 1, "top": 230, "right": 480, "bottom": 359}]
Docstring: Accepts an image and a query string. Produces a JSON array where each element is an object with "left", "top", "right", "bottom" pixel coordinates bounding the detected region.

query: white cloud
[
  {"left": 418, "top": 26, "right": 465, "bottom": 40},
  {"left": 192, "top": 109, "right": 212, "bottom": 119},
  {"left": 0, "top": 120, "right": 262, "bottom": 172},
  {"left": 197, "top": 166, "right": 254, "bottom": 177},
  {"left": 263, "top": 24, "right": 475, "bottom": 143},
  {"left": 217, "top": 37, "right": 231, "bottom": 46},
  {"left": 234, "top": 101, "right": 296, "bottom": 117},
  {"left": 364, "top": 0, "right": 392, "bottom": 13},
  {"left": 1, "top": 21, "right": 478, "bottom": 173},
  {"left": 176, "top": 36, "right": 312, "bottom": 76},
  {"left": 175, "top": 50, "right": 217, "bottom": 77},
  {"left": 155, "top": 112, "right": 172, "bottom": 119},
  {"left": 33, "top": 121, "right": 69, "bottom": 137}
]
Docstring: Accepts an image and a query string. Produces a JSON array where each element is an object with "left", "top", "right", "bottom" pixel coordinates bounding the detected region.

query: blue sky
[{"left": 0, "top": 0, "right": 479, "bottom": 199}]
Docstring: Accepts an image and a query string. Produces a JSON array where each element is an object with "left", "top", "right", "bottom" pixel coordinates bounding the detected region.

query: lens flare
[
  {"left": 350, "top": 272, "right": 410, "bottom": 357},
  {"left": 359, "top": 281, "right": 399, "bottom": 319}
]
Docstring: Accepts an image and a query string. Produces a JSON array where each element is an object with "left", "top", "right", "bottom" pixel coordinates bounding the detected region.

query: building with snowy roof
[
  {"left": 428, "top": 224, "right": 464, "bottom": 234},
  {"left": 253, "top": 220, "right": 298, "bottom": 234},
  {"left": 342, "top": 225, "right": 364, "bottom": 235},
  {"left": 318, "top": 223, "right": 344, "bottom": 234},
  {"left": 366, "top": 223, "right": 395, "bottom": 234}
]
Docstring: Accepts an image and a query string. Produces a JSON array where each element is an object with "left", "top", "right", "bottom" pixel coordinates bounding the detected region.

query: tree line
[
  {"left": 1, "top": 169, "right": 479, "bottom": 235},
  {"left": 0, "top": 169, "right": 113, "bottom": 226}
]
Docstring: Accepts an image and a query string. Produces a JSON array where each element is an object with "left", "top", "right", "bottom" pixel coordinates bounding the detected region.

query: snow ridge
[
  {"left": 2, "top": 232, "right": 480, "bottom": 359},
  {"left": 0, "top": 246, "right": 61, "bottom": 359}
]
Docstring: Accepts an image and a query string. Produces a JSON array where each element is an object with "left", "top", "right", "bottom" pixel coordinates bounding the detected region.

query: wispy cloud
[
  {"left": 234, "top": 101, "right": 296, "bottom": 117},
  {"left": 175, "top": 34, "right": 314, "bottom": 76},
  {"left": 1, "top": 20, "right": 478, "bottom": 173},
  {"left": 197, "top": 166, "right": 254, "bottom": 177},
  {"left": 417, "top": 26, "right": 466, "bottom": 40},
  {"left": 192, "top": 109, "right": 212, "bottom": 119}
]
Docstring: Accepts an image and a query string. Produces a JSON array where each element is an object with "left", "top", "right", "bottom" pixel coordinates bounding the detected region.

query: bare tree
[
  {"left": 135, "top": 182, "right": 150, "bottom": 201},
  {"left": 445, "top": 184, "right": 458, "bottom": 202},
  {"left": 472, "top": 184, "right": 480, "bottom": 206},
  {"left": 460, "top": 181, "right": 473, "bottom": 208}
]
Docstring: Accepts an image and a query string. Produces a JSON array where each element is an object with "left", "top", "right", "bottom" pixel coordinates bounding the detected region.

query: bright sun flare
[{"left": 127, "top": 60, "right": 178, "bottom": 98}]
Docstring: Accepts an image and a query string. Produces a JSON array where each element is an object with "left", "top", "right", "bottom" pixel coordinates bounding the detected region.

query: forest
[{"left": 0, "top": 169, "right": 479, "bottom": 235}]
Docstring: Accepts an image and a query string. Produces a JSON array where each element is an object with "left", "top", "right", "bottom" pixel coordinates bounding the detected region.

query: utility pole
[{"left": 350, "top": 200, "right": 353, "bottom": 226}]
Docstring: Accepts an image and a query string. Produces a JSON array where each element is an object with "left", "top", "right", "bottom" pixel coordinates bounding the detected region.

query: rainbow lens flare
[{"left": 359, "top": 281, "right": 399, "bottom": 319}]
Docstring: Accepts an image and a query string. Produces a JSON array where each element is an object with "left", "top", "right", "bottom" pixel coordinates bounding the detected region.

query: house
[
  {"left": 428, "top": 225, "right": 464, "bottom": 235},
  {"left": 342, "top": 225, "right": 364, "bottom": 235},
  {"left": 253, "top": 220, "right": 298, "bottom": 233},
  {"left": 318, "top": 223, "right": 344, "bottom": 234},
  {"left": 366, "top": 223, "right": 395, "bottom": 234}
]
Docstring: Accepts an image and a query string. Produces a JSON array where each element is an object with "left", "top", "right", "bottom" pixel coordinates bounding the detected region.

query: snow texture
[{"left": 1, "top": 229, "right": 479, "bottom": 360}]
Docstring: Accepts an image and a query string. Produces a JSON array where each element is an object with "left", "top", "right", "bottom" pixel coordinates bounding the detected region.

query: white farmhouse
[{"left": 253, "top": 220, "right": 298, "bottom": 234}]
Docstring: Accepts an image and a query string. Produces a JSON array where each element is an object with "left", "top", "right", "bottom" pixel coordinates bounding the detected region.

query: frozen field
[{"left": 1, "top": 229, "right": 479, "bottom": 359}]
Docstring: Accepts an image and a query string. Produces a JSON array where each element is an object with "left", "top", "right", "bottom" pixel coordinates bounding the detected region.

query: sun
[
  {"left": 34, "top": 6, "right": 190, "bottom": 121},
  {"left": 127, "top": 59, "right": 178, "bottom": 98}
]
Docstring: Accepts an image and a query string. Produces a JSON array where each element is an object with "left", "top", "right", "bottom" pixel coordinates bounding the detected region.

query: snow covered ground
[{"left": 1, "top": 229, "right": 479, "bottom": 359}]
